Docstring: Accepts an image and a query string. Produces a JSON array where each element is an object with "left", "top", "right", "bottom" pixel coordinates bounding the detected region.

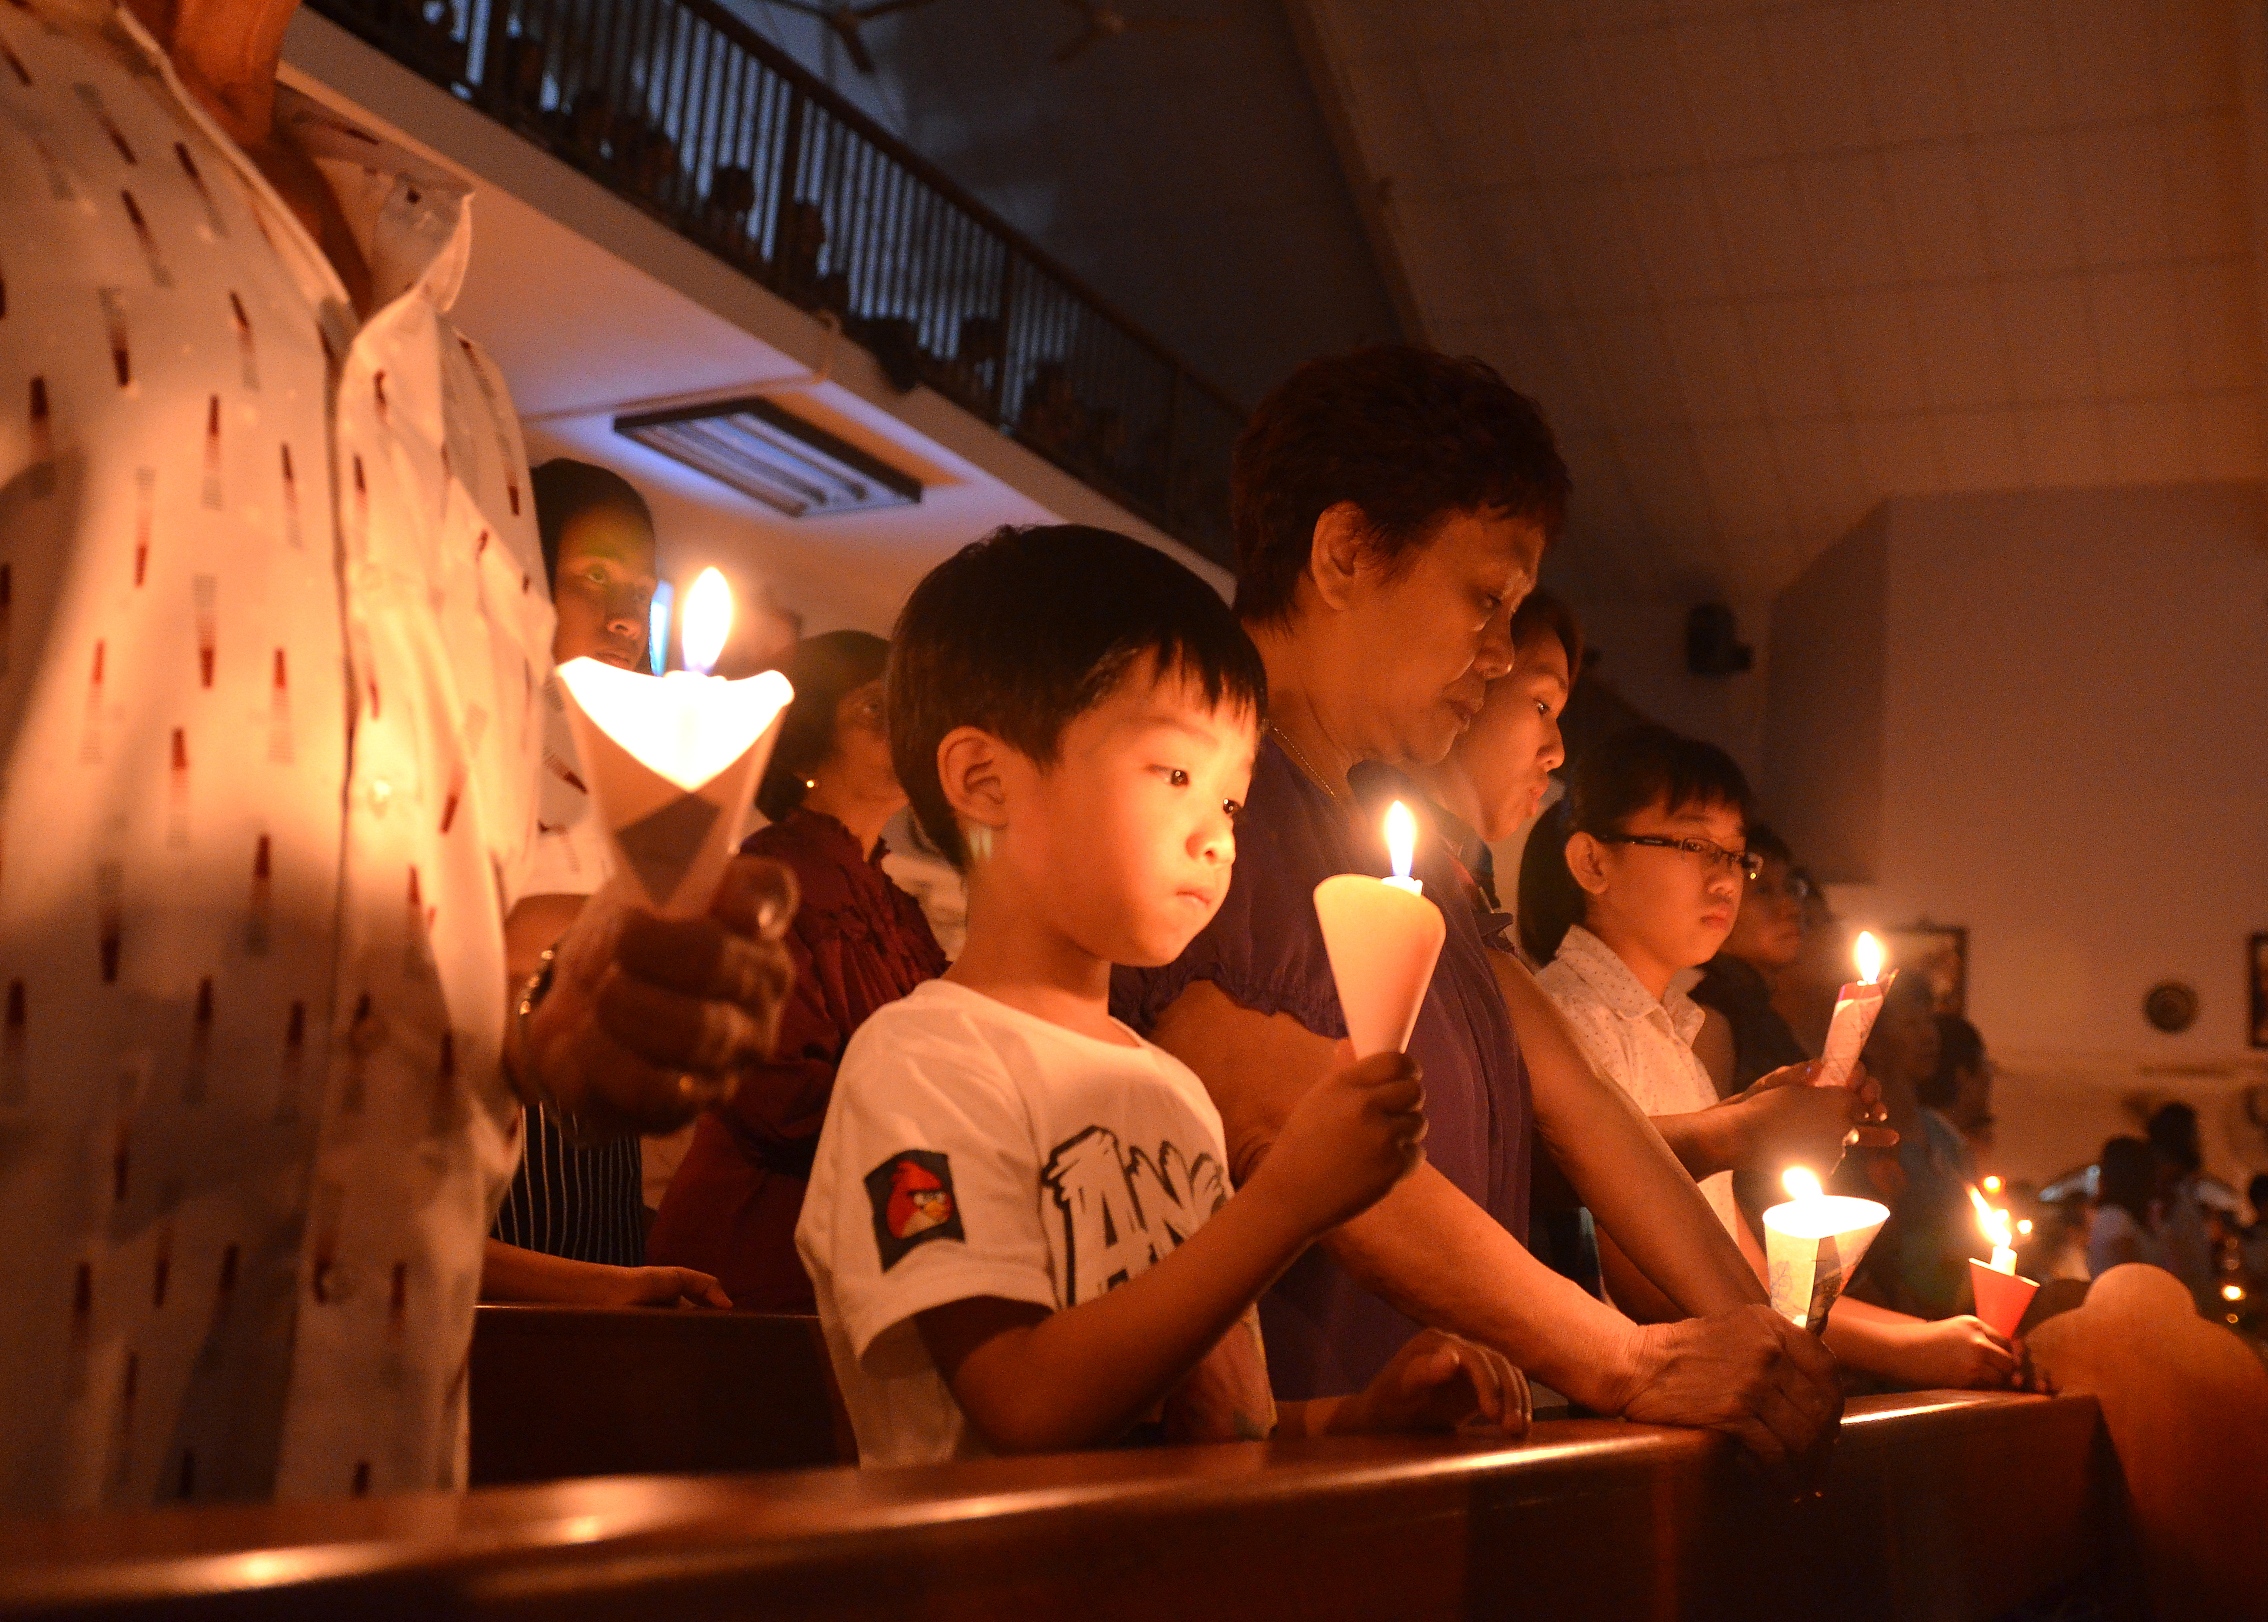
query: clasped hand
[{"left": 516, "top": 855, "right": 800, "bottom": 1139}]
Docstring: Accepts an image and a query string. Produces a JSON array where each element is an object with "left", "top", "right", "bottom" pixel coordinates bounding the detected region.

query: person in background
[
  {"left": 1841, "top": 974, "right": 1970, "bottom": 1318},
  {"left": 481, "top": 461, "right": 727, "bottom": 1311},
  {"left": 0, "top": 0, "right": 795, "bottom": 1512},
  {"left": 1689, "top": 827, "right": 1812, "bottom": 1097},
  {"left": 1118, "top": 348, "right": 1844, "bottom": 1481},
  {"left": 649, "top": 632, "right": 947, "bottom": 1311},
  {"left": 1523, "top": 727, "right": 2013, "bottom": 1389},
  {"left": 2146, "top": 1103, "right": 2226, "bottom": 1313},
  {"left": 2089, "top": 1136, "right": 2165, "bottom": 1277},
  {"left": 1921, "top": 1015, "right": 1994, "bottom": 1176},
  {"left": 2240, "top": 1173, "right": 2268, "bottom": 1295},
  {"left": 799, "top": 524, "right": 1522, "bottom": 1465},
  {"left": 1405, "top": 589, "right": 1580, "bottom": 912}
]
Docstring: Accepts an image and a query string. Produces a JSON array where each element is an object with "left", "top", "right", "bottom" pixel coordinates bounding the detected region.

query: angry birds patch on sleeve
[{"left": 865, "top": 1149, "right": 967, "bottom": 1270}]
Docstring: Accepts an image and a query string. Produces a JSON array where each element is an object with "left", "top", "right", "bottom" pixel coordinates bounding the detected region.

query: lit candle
[
  {"left": 1383, "top": 800, "right": 1421, "bottom": 896},
  {"left": 1312, "top": 800, "right": 1446, "bottom": 1058},
  {"left": 1965, "top": 1183, "right": 2038, "bottom": 1338},
  {"left": 1813, "top": 929, "right": 1893, "bottom": 1088},
  {"left": 1968, "top": 1185, "right": 2018, "bottom": 1276},
  {"left": 1762, "top": 1166, "right": 1889, "bottom": 1335},
  {"left": 555, "top": 566, "right": 794, "bottom": 916}
]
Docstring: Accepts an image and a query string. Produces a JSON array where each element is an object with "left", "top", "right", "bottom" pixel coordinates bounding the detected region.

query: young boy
[
  {"left": 797, "top": 526, "right": 1524, "bottom": 1464},
  {"left": 1523, "top": 725, "right": 2015, "bottom": 1391}
]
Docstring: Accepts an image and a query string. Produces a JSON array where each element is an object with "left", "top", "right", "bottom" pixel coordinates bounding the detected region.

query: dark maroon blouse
[
  {"left": 1113, "top": 737, "right": 1534, "bottom": 1399},
  {"left": 648, "top": 808, "right": 947, "bottom": 1311}
]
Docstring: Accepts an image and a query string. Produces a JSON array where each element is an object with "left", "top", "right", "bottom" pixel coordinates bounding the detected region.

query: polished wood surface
[
  {"left": 469, "top": 1306, "right": 853, "bottom": 1484},
  {"left": 0, "top": 1392, "right": 2130, "bottom": 1621},
  {"left": 2028, "top": 1265, "right": 2268, "bottom": 1621}
]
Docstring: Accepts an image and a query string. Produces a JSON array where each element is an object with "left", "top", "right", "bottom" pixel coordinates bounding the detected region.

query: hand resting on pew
[{"left": 479, "top": 1240, "right": 733, "bottom": 1310}]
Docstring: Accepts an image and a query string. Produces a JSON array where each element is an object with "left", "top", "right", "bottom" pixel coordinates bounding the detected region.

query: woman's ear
[
  {"left": 1307, "top": 501, "right": 1371, "bottom": 611},
  {"left": 1564, "top": 830, "right": 1613, "bottom": 899},
  {"left": 935, "top": 725, "right": 1008, "bottom": 844}
]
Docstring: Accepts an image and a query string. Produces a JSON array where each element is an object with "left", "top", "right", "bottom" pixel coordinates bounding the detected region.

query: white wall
[
  {"left": 1557, "top": 592, "right": 1776, "bottom": 782},
  {"left": 1768, "top": 483, "right": 2268, "bottom": 1185}
]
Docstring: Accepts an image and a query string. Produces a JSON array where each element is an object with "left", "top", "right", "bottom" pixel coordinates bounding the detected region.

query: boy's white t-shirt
[{"left": 797, "top": 977, "right": 1260, "bottom": 1466}]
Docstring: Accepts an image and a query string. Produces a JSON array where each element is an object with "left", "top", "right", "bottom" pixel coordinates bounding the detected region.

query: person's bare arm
[
  {"left": 1150, "top": 983, "right": 1843, "bottom": 1473},
  {"left": 1648, "top": 1062, "right": 1897, "bottom": 1185},
  {"left": 1491, "top": 955, "right": 1760, "bottom": 1317},
  {"left": 919, "top": 1053, "right": 1425, "bottom": 1455},
  {"left": 479, "top": 1239, "right": 731, "bottom": 1308},
  {"left": 1821, "top": 1297, "right": 2018, "bottom": 1389}
]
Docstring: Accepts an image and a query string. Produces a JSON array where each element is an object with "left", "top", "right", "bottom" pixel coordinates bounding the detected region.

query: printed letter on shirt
[{"left": 1041, "top": 1129, "right": 1225, "bottom": 1304}]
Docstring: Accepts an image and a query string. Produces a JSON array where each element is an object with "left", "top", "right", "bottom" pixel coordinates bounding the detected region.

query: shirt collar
[
  {"left": 1554, "top": 925, "right": 1706, "bottom": 1044},
  {"left": 89, "top": 2, "right": 472, "bottom": 320}
]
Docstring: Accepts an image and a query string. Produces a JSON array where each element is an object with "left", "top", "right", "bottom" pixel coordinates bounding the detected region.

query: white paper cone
[
  {"left": 555, "top": 659, "right": 793, "bottom": 916},
  {"left": 1813, "top": 971, "right": 1893, "bottom": 1088},
  {"left": 1313, "top": 874, "right": 1446, "bottom": 1058},
  {"left": 1763, "top": 1194, "right": 1889, "bottom": 1332}
]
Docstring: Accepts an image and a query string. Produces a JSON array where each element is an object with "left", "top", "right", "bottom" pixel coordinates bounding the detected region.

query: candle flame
[
  {"left": 1853, "top": 930, "right": 1885, "bottom": 985},
  {"left": 1384, "top": 800, "right": 1416, "bottom": 881},
  {"left": 1782, "top": 1166, "right": 1823, "bottom": 1202},
  {"left": 681, "top": 567, "right": 733, "bottom": 677},
  {"left": 1968, "top": 1184, "right": 2013, "bottom": 1250},
  {"left": 1982, "top": 1174, "right": 2002, "bottom": 1194}
]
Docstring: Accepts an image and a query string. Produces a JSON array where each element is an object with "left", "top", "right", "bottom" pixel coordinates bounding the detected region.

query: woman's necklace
[{"left": 1269, "top": 723, "right": 1350, "bottom": 809}]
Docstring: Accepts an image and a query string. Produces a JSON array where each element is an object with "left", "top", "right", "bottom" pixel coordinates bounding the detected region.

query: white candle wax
[{"left": 1813, "top": 930, "right": 1892, "bottom": 1088}]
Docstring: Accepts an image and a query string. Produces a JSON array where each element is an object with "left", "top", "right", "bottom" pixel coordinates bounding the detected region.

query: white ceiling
[
  {"left": 284, "top": 12, "right": 1227, "bottom": 645},
  {"left": 1293, "top": 0, "right": 2267, "bottom": 602}
]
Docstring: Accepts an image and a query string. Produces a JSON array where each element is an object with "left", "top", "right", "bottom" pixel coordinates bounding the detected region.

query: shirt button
[{"left": 367, "top": 779, "right": 393, "bottom": 813}]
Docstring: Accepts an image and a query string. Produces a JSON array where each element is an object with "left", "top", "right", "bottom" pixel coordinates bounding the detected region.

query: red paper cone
[{"left": 1969, "top": 1258, "right": 2039, "bottom": 1339}]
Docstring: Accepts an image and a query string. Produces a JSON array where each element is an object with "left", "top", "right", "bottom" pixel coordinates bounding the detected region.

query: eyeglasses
[
  {"left": 1750, "top": 867, "right": 1817, "bottom": 903},
  {"left": 1600, "top": 834, "right": 1762, "bottom": 879}
]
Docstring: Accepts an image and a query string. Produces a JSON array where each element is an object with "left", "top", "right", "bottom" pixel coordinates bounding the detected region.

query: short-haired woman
[
  {"left": 648, "top": 631, "right": 946, "bottom": 1311},
  {"left": 1116, "top": 347, "right": 1849, "bottom": 1456},
  {"left": 1524, "top": 726, "right": 2017, "bottom": 1389}
]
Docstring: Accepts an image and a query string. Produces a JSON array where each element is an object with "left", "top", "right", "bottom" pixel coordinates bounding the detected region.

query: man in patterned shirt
[{"left": 0, "top": 0, "right": 795, "bottom": 1511}]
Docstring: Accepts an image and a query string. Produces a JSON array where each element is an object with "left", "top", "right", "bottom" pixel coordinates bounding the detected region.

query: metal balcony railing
[{"left": 310, "top": 0, "right": 1244, "bottom": 566}]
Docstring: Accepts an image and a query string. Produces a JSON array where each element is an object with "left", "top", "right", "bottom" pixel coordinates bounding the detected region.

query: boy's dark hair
[
  {"left": 1510, "top": 587, "right": 1584, "bottom": 679},
  {"left": 1515, "top": 724, "right": 1756, "bottom": 962},
  {"left": 1920, "top": 1014, "right": 1986, "bottom": 1108},
  {"left": 888, "top": 525, "right": 1266, "bottom": 868},
  {"left": 529, "top": 459, "right": 653, "bottom": 588},
  {"left": 756, "top": 630, "right": 891, "bottom": 823},
  {"left": 1230, "top": 346, "right": 1571, "bottom": 626}
]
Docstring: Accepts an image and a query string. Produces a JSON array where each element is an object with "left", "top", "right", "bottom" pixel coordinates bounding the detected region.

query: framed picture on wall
[
  {"left": 1883, "top": 924, "right": 1967, "bottom": 1017},
  {"left": 2250, "top": 934, "right": 2268, "bottom": 1049}
]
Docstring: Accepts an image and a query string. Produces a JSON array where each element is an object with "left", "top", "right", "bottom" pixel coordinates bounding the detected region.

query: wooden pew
[
  {"left": 469, "top": 1306, "right": 853, "bottom": 1483},
  {"left": 0, "top": 1392, "right": 2137, "bottom": 1622}
]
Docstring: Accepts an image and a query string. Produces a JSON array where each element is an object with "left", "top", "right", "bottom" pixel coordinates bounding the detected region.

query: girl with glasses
[{"left": 1520, "top": 725, "right": 2019, "bottom": 1391}]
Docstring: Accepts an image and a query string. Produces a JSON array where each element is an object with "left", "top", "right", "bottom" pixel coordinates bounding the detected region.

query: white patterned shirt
[
  {"left": 0, "top": 0, "right": 551, "bottom": 1511},
  {"left": 1536, "top": 926, "right": 1744, "bottom": 1250}
]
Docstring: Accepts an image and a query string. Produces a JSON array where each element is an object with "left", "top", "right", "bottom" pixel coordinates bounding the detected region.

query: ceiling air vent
[{"left": 615, "top": 396, "right": 922, "bottom": 518}]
